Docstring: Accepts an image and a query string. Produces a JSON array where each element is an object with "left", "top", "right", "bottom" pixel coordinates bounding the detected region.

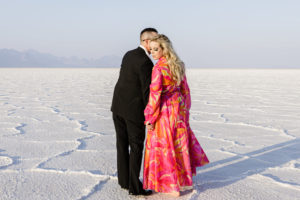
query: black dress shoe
[{"left": 129, "top": 189, "right": 152, "bottom": 196}]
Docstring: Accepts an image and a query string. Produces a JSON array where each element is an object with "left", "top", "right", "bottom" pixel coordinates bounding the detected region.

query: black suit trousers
[{"left": 113, "top": 113, "right": 145, "bottom": 194}]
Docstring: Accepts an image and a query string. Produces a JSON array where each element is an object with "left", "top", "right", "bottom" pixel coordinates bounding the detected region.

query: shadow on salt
[{"left": 195, "top": 138, "right": 300, "bottom": 189}]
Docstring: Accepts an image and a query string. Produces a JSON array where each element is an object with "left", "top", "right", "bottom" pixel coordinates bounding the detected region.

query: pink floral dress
[{"left": 143, "top": 57, "right": 209, "bottom": 193}]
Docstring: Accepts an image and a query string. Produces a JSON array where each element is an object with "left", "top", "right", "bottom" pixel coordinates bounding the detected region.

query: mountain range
[{"left": 0, "top": 49, "right": 122, "bottom": 68}]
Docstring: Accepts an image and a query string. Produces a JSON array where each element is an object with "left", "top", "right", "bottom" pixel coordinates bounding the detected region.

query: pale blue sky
[{"left": 0, "top": 0, "right": 299, "bottom": 67}]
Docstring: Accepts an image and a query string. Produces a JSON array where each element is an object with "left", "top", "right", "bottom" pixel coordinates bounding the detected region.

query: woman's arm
[
  {"left": 180, "top": 75, "right": 191, "bottom": 111},
  {"left": 144, "top": 65, "right": 163, "bottom": 125}
]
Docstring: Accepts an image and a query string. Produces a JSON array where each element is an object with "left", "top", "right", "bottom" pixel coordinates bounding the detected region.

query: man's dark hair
[{"left": 140, "top": 28, "right": 158, "bottom": 37}]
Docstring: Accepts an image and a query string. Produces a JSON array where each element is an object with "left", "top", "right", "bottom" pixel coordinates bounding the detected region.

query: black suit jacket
[{"left": 111, "top": 47, "right": 153, "bottom": 123}]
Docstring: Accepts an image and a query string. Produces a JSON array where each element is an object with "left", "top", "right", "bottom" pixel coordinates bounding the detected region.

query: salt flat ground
[{"left": 0, "top": 68, "right": 299, "bottom": 200}]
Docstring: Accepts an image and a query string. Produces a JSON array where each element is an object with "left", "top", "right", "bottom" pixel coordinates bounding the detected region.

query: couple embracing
[{"left": 111, "top": 28, "right": 209, "bottom": 197}]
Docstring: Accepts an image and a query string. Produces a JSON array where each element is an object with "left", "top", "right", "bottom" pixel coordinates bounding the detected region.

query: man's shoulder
[
  {"left": 124, "top": 47, "right": 147, "bottom": 59},
  {"left": 121, "top": 48, "right": 152, "bottom": 69}
]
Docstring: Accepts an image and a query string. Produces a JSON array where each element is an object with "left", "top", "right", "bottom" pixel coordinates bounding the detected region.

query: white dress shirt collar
[
  {"left": 139, "top": 45, "right": 151, "bottom": 59},
  {"left": 139, "top": 45, "right": 155, "bottom": 64}
]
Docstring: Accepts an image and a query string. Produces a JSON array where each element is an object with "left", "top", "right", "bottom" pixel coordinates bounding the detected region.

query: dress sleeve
[
  {"left": 180, "top": 75, "right": 191, "bottom": 111},
  {"left": 144, "top": 65, "right": 163, "bottom": 125}
]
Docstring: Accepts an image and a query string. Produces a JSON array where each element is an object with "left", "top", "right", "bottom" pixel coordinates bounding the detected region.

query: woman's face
[{"left": 150, "top": 41, "right": 163, "bottom": 60}]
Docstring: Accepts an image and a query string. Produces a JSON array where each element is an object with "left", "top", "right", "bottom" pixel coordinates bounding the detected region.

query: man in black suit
[{"left": 111, "top": 28, "right": 158, "bottom": 196}]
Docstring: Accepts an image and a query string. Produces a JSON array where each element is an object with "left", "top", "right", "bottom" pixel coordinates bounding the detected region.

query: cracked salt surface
[{"left": 0, "top": 68, "right": 300, "bottom": 200}]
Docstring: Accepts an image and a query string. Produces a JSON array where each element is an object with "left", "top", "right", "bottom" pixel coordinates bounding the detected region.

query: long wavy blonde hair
[{"left": 151, "top": 34, "right": 185, "bottom": 85}]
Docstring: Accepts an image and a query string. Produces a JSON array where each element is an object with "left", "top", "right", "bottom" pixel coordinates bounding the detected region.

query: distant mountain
[{"left": 0, "top": 49, "right": 122, "bottom": 68}]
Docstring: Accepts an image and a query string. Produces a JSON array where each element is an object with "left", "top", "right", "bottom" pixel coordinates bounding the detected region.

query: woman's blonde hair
[{"left": 151, "top": 34, "right": 185, "bottom": 85}]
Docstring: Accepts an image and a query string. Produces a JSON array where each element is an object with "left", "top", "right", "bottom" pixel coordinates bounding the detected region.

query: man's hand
[{"left": 146, "top": 122, "right": 154, "bottom": 131}]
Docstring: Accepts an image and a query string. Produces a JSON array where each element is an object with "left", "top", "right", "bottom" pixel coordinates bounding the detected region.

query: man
[{"left": 111, "top": 28, "right": 158, "bottom": 196}]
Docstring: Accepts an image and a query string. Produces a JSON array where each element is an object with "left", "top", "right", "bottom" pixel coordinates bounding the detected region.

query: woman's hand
[{"left": 146, "top": 122, "right": 154, "bottom": 131}]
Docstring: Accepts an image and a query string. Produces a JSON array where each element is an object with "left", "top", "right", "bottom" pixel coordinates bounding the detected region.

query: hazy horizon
[{"left": 1, "top": 0, "right": 299, "bottom": 68}]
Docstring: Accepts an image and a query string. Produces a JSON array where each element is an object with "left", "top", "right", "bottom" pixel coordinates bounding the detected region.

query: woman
[{"left": 143, "top": 34, "right": 209, "bottom": 197}]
